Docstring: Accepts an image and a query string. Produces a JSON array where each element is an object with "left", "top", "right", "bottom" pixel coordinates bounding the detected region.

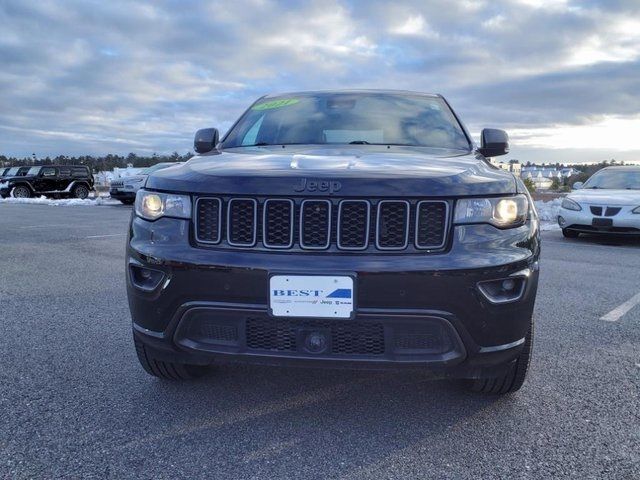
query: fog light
[
  {"left": 129, "top": 264, "right": 165, "bottom": 291},
  {"left": 478, "top": 276, "right": 526, "bottom": 304},
  {"left": 558, "top": 216, "right": 566, "bottom": 227}
]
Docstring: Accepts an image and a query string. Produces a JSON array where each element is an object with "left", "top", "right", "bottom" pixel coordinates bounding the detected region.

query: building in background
[
  {"left": 93, "top": 166, "right": 145, "bottom": 187},
  {"left": 521, "top": 166, "right": 579, "bottom": 190},
  {"left": 492, "top": 159, "right": 522, "bottom": 176}
]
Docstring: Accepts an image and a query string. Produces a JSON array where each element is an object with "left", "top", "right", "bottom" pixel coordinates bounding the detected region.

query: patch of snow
[
  {"left": 534, "top": 199, "right": 562, "bottom": 231},
  {"left": 540, "top": 222, "right": 561, "bottom": 231},
  {"left": 0, "top": 196, "right": 121, "bottom": 206},
  {"left": 94, "top": 167, "right": 145, "bottom": 186}
]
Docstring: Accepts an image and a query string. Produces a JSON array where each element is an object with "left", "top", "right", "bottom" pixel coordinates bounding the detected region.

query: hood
[
  {"left": 146, "top": 146, "right": 515, "bottom": 197},
  {"left": 568, "top": 189, "right": 640, "bottom": 206},
  {"left": 123, "top": 175, "right": 148, "bottom": 183}
]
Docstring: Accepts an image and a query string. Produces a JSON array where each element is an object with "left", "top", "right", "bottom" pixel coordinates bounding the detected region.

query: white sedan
[{"left": 557, "top": 166, "right": 640, "bottom": 238}]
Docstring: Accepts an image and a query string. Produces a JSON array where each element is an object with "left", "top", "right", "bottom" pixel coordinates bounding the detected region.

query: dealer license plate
[{"left": 269, "top": 275, "right": 354, "bottom": 318}]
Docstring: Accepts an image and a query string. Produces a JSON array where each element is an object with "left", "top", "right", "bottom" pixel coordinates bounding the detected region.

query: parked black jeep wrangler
[
  {"left": 0, "top": 165, "right": 94, "bottom": 199},
  {"left": 128, "top": 90, "right": 540, "bottom": 394}
]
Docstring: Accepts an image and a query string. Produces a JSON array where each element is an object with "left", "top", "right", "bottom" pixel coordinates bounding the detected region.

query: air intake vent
[
  {"left": 376, "top": 200, "right": 409, "bottom": 250},
  {"left": 605, "top": 207, "right": 621, "bottom": 217},
  {"left": 245, "top": 318, "right": 385, "bottom": 355},
  {"left": 263, "top": 199, "right": 294, "bottom": 248},
  {"left": 195, "top": 198, "right": 222, "bottom": 244},
  {"left": 338, "top": 200, "right": 370, "bottom": 250},
  {"left": 227, "top": 198, "right": 257, "bottom": 246},
  {"left": 415, "top": 201, "right": 448, "bottom": 249},
  {"left": 300, "top": 200, "right": 331, "bottom": 249}
]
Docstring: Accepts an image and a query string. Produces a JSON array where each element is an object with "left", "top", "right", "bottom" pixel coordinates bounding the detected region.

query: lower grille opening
[
  {"left": 181, "top": 316, "right": 240, "bottom": 347},
  {"left": 174, "top": 308, "right": 465, "bottom": 362},
  {"left": 394, "top": 333, "right": 452, "bottom": 354},
  {"left": 246, "top": 318, "right": 385, "bottom": 355}
]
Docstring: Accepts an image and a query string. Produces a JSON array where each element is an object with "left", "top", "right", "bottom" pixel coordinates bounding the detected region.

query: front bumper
[
  {"left": 109, "top": 188, "right": 137, "bottom": 201},
  {"left": 558, "top": 206, "right": 640, "bottom": 235},
  {"left": 127, "top": 214, "right": 540, "bottom": 378}
]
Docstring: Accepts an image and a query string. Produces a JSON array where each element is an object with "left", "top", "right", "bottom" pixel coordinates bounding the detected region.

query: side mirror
[
  {"left": 479, "top": 128, "right": 509, "bottom": 158},
  {"left": 573, "top": 182, "right": 583, "bottom": 190},
  {"left": 194, "top": 128, "right": 219, "bottom": 154}
]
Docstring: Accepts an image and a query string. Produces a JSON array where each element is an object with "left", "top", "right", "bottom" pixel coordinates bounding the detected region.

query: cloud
[{"left": 0, "top": 0, "right": 638, "bottom": 163}]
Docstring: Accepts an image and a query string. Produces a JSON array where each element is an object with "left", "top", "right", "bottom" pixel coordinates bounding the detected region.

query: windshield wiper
[{"left": 349, "top": 140, "right": 371, "bottom": 144}]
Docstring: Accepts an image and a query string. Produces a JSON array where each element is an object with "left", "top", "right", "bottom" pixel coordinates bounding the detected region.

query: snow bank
[
  {"left": 534, "top": 199, "right": 561, "bottom": 231},
  {"left": 0, "top": 196, "right": 121, "bottom": 206}
]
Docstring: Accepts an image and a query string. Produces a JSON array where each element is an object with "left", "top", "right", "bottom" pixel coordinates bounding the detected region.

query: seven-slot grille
[{"left": 195, "top": 197, "right": 449, "bottom": 252}]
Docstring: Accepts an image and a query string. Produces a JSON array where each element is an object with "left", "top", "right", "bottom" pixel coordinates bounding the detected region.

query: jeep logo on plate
[{"left": 293, "top": 178, "right": 342, "bottom": 194}]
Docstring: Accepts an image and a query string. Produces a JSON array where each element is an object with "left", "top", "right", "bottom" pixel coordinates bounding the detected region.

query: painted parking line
[
  {"left": 18, "top": 224, "right": 70, "bottom": 229},
  {"left": 600, "top": 292, "right": 640, "bottom": 322},
  {"left": 84, "top": 233, "right": 126, "bottom": 239}
]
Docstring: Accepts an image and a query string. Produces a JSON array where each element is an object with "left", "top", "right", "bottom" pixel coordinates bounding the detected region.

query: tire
[
  {"left": 467, "top": 318, "right": 533, "bottom": 395},
  {"left": 12, "top": 185, "right": 31, "bottom": 198},
  {"left": 72, "top": 184, "right": 89, "bottom": 199},
  {"left": 121, "top": 199, "right": 135, "bottom": 205},
  {"left": 562, "top": 228, "right": 579, "bottom": 238},
  {"left": 134, "top": 334, "right": 209, "bottom": 380}
]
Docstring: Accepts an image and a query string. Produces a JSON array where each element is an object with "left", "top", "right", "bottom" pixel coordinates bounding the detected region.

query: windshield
[
  {"left": 221, "top": 93, "right": 471, "bottom": 150},
  {"left": 583, "top": 169, "right": 640, "bottom": 190},
  {"left": 140, "top": 163, "right": 175, "bottom": 175},
  {"left": 27, "top": 166, "right": 41, "bottom": 176},
  {"left": 5, "top": 167, "right": 20, "bottom": 176}
]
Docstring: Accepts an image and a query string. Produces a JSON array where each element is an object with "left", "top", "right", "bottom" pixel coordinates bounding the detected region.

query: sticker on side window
[{"left": 252, "top": 99, "right": 300, "bottom": 110}]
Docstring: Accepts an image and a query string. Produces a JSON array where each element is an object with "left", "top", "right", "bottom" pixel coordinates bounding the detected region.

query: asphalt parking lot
[{"left": 1, "top": 204, "right": 638, "bottom": 479}]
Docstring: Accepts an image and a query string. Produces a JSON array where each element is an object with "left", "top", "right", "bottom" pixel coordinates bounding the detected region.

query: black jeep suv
[
  {"left": 0, "top": 165, "right": 94, "bottom": 199},
  {"left": 128, "top": 91, "right": 540, "bottom": 394}
]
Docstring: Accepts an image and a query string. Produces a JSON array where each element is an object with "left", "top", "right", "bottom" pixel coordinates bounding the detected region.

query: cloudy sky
[{"left": 1, "top": 0, "right": 639, "bottom": 163}]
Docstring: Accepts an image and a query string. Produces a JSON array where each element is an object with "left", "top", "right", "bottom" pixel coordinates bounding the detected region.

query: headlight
[
  {"left": 561, "top": 198, "right": 581, "bottom": 211},
  {"left": 135, "top": 190, "right": 191, "bottom": 221},
  {"left": 633, "top": 206, "right": 640, "bottom": 214},
  {"left": 454, "top": 195, "right": 528, "bottom": 228}
]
